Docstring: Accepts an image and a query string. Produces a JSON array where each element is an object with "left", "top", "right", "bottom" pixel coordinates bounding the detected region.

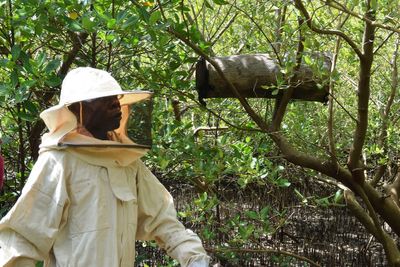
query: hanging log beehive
[{"left": 195, "top": 54, "right": 331, "bottom": 103}]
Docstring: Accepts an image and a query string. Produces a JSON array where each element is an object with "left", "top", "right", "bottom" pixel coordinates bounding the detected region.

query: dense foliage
[{"left": 1, "top": 0, "right": 400, "bottom": 266}]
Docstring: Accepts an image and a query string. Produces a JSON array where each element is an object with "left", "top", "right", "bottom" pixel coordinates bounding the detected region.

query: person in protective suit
[{"left": 0, "top": 67, "right": 210, "bottom": 267}]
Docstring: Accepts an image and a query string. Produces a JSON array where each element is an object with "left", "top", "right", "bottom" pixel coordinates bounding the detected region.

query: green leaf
[
  {"left": 45, "top": 75, "right": 61, "bottom": 87},
  {"left": 149, "top": 10, "right": 161, "bottom": 25},
  {"left": 303, "top": 55, "right": 312, "bottom": 65},
  {"left": 68, "top": 21, "right": 83, "bottom": 32},
  {"left": 11, "top": 70, "right": 19, "bottom": 88},
  {"left": 20, "top": 79, "right": 36, "bottom": 91},
  {"left": 260, "top": 207, "right": 269, "bottom": 220},
  {"left": 334, "top": 190, "right": 343, "bottom": 203},
  {"left": 82, "top": 15, "right": 97, "bottom": 31},
  {"left": 20, "top": 52, "right": 33, "bottom": 74},
  {"left": 17, "top": 111, "right": 36, "bottom": 121},
  {"left": 107, "top": 18, "right": 116, "bottom": 29},
  {"left": 370, "top": 0, "right": 378, "bottom": 11},
  {"left": 276, "top": 178, "right": 291, "bottom": 187},
  {"left": 24, "top": 100, "right": 38, "bottom": 114},
  {"left": 44, "top": 59, "right": 61, "bottom": 73},
  {"left": 36, "top": 52, "right": 47, "bottom": 67},
  {"left": 245, "top": 210, "right": 258, "bottom": 220},
  {"left": 44, "top": 25, "right": 60, "bottom": 33},
  {"left": 0, "top": 59, "right": 9, "bottom": 68},
  {"left": 0, "top": 83, "right": 11, "bottom": 96},
  {"left": 159, "top": 157, "right": 169, "bottom": 169},
  {"left": 106, "top": 33, "right": 116, "bottom": 41},
  {"left": 212, "top": 0, "right": 229, "bottom": 5},
  {"left": 11, "top": 45, "right": 21, "bottom": 60},
  {"left": 122, "top": 16, "right": 138, "bottom": 29},
  {"left": 204, "top": 0, "right": 214, "bottom": 9},
  {"left": 137, "top": 7, "right": 150, "bottom": 22},
  {"left": 178, "top": 211, "right": 187, "bottom": 218},
  {"left": 133, "top": 60, "right": 141, "bottom": 70}
]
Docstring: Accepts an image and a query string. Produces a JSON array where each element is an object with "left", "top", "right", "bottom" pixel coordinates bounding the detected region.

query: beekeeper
[{"left": 0, "top": 67, "right": 210, "bottom": 267}]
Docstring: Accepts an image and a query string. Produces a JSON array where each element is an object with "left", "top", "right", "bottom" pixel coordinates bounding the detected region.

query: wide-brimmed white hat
[{"left": 39, "top": 67, "right": 152, "bottom": 149}]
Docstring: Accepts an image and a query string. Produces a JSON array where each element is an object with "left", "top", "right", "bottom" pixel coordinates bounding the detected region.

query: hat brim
[
  {"left": 62, "top": 90, "right": 153, "bottom": 106},
  {"left": 118, "top": 90, "right": 153, "bottom": 106}
]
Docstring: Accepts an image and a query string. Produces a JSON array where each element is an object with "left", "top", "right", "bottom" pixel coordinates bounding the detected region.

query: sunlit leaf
[{"left": 212, "top": 0, "right": 228, "bottom": 5}]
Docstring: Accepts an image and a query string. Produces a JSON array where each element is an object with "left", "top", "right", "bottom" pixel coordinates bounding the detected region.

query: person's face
[{"left": 82, "top": 95, "right": 122, "bottom": 133}]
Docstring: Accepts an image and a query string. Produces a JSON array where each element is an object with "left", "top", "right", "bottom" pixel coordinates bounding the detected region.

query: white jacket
[{"left": 0, "top": 147, "right": 209, "bottom": 266}]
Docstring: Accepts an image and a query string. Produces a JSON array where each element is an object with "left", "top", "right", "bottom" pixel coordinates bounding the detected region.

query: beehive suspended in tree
[{"left": 195, "top": 54, "right": 331, "bottom": 104}]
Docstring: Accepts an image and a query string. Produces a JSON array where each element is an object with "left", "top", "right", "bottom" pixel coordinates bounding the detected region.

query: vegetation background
[{"left": 0, "top": 0, "right": 400, "bottom": 266}]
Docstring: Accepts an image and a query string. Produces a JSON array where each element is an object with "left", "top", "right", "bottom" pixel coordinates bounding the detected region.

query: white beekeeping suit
[{"left": 0, "top": 67, "right": 210, "bottom": 267}]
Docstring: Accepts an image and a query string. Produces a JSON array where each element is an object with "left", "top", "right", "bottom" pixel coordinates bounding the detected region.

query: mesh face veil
[{"left": 58, "top": 94, "right": 153, "bottom": 149}]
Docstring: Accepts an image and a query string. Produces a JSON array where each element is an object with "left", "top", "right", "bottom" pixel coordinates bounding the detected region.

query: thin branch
[
  {"left": 209, "top": 5, "right": 222, "bottom": 39},
  {"left": 106, "top": 0, "right": 116, "bottom": 71},
  {"left": 188, "top": 1, "right": 200, "bottom": 31},
  {"left": 7, "top": 0, "right": 15, "bottom": 46},
  {"left": 293, "top": 0, "right": 363, "bottom": 59},
  {"left": 328, "top": 94, "right": 359, "bottom": 124},
  {"left": 328, "top": 37, "right": 341, "bottom": 164},
  {"left": 91, "top": 33, "right": 97, "bottom": 67},
  {"left": 370, "top": 35, "right": 399, "bottom": 187},
  {"left": 210, "top": 13, "right": 238, "bottom": 46},
  {"left": 273, "top": 5, "right": 287, "bottom": 54},
  {"left": 374, "top": 31, "right": 395, "bottom": 54},
  {"left": 166, "top": 85, "right": 264, "bottom": 133},
  {"left": 270, "top": 17, "right": 305, "bottom": 131},
  {"left": 232, "top": 4, "right": 282, "bottom": 66},
  {"left": 328, "top": 0, "right": 400, "bottom": 35},
  {"left": 208, "top": 4, "right": 234, "bottom": 42},
  {"left": 328, "top": 12, "right": 349, "bottom": 164}
]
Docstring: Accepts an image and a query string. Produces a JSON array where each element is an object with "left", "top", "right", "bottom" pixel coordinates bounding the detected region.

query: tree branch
[
  {"left": 232, "top": 3, "right": 283, "bottom": 66},
  {"left": 347, "top": 5, "right": 376, "bottom": 183},
  {"left": 328, "top": 0, "right": 400, "bottom": 35},
  {"left": 371, "top": 36, "right": 399, "bottom": 186},
  {"left": 328, "top": 36, "right": 341, "bottom": 164},
  {"left": 374, "top": 31, "right": 395, "bottom": 55},
  {"left": 210, "top": 13, "right": 238, "bottom": 46},
  {"left": 270, "top": 17, "right": 305, "bottom": 131},
  {"left": 344, "top": 187, "right": 400, "bottom": 265},
  {"left": 344, "top": 189, "right": 379, "bottom": 237},
  {"left": 293, "top": 0, "right": 363, "bottom": 59}
]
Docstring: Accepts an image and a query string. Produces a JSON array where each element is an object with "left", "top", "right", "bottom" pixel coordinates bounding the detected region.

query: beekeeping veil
[{"left": 39, "top": 67, "right": 153, "bottom": 156}]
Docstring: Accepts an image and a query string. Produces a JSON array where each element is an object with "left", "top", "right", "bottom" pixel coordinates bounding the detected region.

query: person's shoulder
[
  {"left": 130, "top": 159, "right": 152, "bottom": 173},
  {"left": 37, "top": 149, "right": 73, "bottom": 166}
]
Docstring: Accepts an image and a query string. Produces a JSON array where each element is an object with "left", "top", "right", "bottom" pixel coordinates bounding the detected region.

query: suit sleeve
[
  {"left": 135, "top": 160, "right": 210, "bottom": 267},
  {"left": 0, "top": 152, "right": 70, "bottom": 266}
]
